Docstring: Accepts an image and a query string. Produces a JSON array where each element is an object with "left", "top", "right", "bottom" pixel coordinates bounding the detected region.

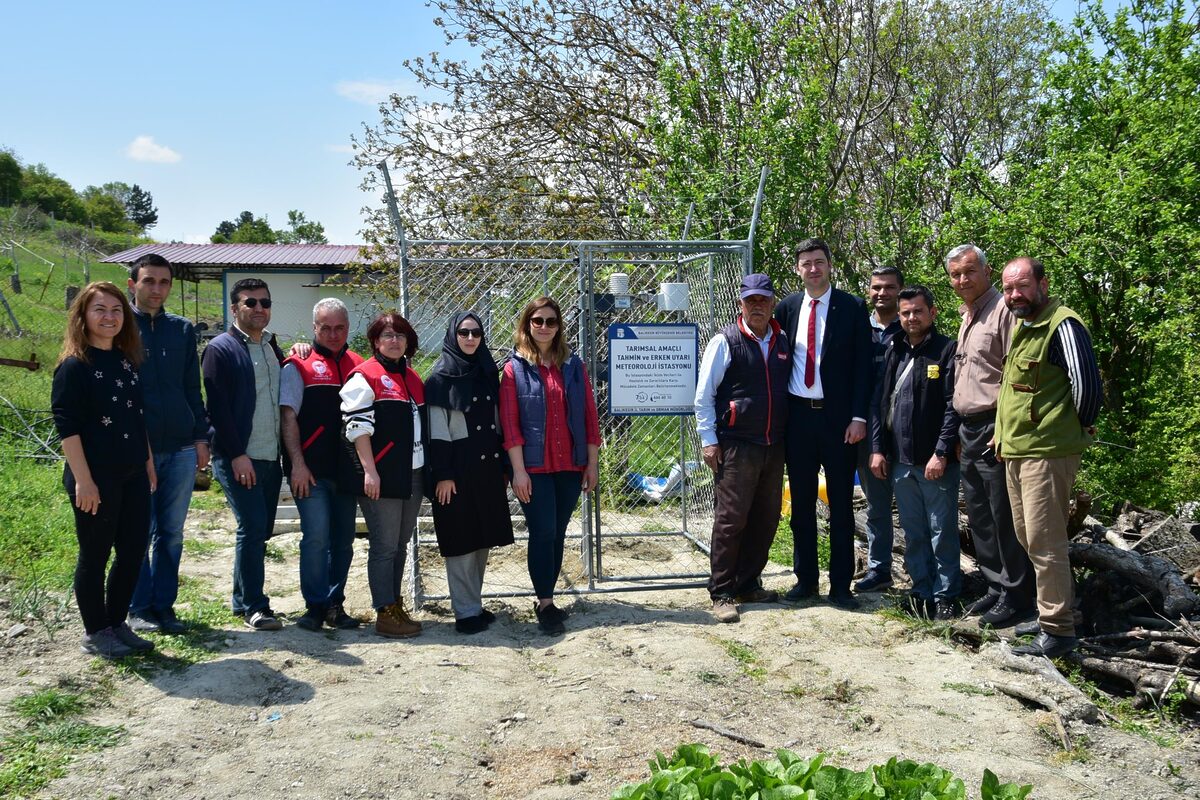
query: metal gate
[{"left": 374, "top": 174, "right": 773, "bottom": 603}]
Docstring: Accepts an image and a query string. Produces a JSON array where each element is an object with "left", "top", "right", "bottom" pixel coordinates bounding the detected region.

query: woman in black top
[
  {"left": 425, "top": 311, "right": 514, "bottom": 634},
  {"left": 52, "top": 282, "right": 157, "bottom": 659}
]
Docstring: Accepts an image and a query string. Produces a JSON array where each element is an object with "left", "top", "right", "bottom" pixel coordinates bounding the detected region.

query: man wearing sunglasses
[{"left": 202, "top": 277, "right": 287, "bottom": 631}]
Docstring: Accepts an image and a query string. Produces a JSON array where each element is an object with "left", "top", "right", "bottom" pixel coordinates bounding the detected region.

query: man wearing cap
[{"left": 695, "top": 273, "right": 791, "bottom": 623}]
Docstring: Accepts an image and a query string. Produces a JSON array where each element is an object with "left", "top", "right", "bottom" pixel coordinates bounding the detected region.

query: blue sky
[{"left": 3, "top": 1, "right": 1092, "bottom": 246}]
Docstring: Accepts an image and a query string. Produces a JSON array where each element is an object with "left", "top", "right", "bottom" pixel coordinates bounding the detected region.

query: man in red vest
[{"left": 281, "top": 298, "right": 364, "bottom": 631}]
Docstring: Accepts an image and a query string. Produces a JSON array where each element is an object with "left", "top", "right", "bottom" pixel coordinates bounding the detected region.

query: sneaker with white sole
[{"left": 244, "top": 608, "right": 283, "bottom": 631}]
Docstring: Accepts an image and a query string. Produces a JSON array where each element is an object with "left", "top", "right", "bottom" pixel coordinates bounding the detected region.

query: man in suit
[{"left": 775, "top": 238, "right": 874, "bottom": 608}]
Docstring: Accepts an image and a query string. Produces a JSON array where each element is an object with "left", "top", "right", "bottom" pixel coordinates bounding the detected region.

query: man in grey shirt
[{"left": 945, "top": 245, "right": 1035, "bottom": 628}]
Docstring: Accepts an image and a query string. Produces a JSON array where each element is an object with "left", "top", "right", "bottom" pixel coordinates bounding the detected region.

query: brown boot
[{"left": 375, "top": 602, "right": 421, "bottom": 639}]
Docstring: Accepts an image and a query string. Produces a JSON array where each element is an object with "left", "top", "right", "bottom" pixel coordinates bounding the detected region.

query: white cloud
[
  {"left": 183, "top": 233, "right": 210, "bottom": 244},
  {"left": 335, "top": 79, "right": 414, "bottom": 106},
  {"left": 125, "top": 135, "right": 181, "bottom": 164},
  {"left": 326, "top": 143, "right": 355, "bottom": 154}
]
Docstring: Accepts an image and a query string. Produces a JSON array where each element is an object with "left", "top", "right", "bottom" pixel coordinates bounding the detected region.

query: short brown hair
[
  {"left": 57, "top": 281, "right": 144, "bottom": 367},
  {"left": 366, "top": 312, "right": 418, "bottom": 358},
  {"left": 514, "top": 296, "right": 571, "bottom": 367}
]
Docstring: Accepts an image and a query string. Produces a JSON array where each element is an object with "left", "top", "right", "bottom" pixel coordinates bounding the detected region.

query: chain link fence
[{"left": 369, "top": 236, "right": 768, "bottom": 604}]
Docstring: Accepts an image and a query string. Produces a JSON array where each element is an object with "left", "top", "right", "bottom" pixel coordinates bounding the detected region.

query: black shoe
[
  {"left": 156, "top": 607, "right": 187, "bottom": 634},
  {"left": 296, "top": 607, "right": 326, "bottom": 631},
  {"left": 827, "top": 590, "right": 860, "bottom": 610},
  {"left": 934, "top": 599, "right": 960, "bottom": 621},
  {"left": 534, "top": 604, "right": 566, "bottom": 635},
  {"left": 853, "top": 569, "right": 894, "bottom": 593},
  {"left": 455, "top": 614, "right": 489, "bottom": 634},
  {"left": 127, "top": 610, "right": 161, "bottom": 633},
  {"left": 1012, "top": 631, "right": 1077, "bottom": 658},
  {"left": 539, "top": 603, "right": 569, "bottom": 624},
  {"left": 325, "top": 605, "right": 361, "bottom": 630},
  {"left": 479, "top": 608, "right": 497, "bottom": 624},
  {"left": 902, "top": 593, "right": 932, "bottom": 619},
  {"left": 782, "top": 582, "right": 818, "bottom": 604},
  {"left": 979, "top": 600, "right": 1037, "bottom": 628},
  {"left": 965, "top": 593, "right": 1000, "bottom": 616},
  {"left": 1014, "top": 619, "right": 1042, "bottom": 637}
]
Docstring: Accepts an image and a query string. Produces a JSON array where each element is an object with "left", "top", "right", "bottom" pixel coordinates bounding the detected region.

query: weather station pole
[{"left": 377, "top": 160, "right": 410, "bottom": 318}]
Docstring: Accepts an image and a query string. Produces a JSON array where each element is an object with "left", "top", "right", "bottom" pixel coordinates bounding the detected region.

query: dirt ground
[{"left": 2, "top": 502, "right": 1198, "bottom": 800}]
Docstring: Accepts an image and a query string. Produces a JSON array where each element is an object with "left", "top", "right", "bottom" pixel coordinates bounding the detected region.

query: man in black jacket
[
  {"left": 869, "top": 286, "right": 961, "bottom": 619},
  {"left": 774, "top": 238, "right": 874, "bottom": 608}
]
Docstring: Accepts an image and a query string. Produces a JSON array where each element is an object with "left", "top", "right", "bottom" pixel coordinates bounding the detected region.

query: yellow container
[{"left": 781, "top": 472, "right": 828, "bottom": 513}]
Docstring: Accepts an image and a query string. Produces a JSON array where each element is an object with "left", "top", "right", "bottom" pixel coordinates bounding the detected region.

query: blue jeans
[
  {"left": 213, "top": 456, "right": 282, "bottom": 615},
  {"left": 519, "top": 472, "right": 582, "bottom": 599},
  {"left": 892, "top": 461, "right": 961, "bottom": 601},
  {"left": 857, "top": 440, "right": 895, "bottom": 571},
  {"left": 130, "top": 447, "right": 197, "bottom": 616},
  {"left": 296, "top": 478, "right": 358, "bottom": 609}
]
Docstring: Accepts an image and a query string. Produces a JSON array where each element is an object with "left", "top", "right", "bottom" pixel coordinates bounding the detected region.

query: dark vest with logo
[
  {"left": 714, "top": 318, "right": 791, "bottom": 446},
  {"left": 283, "top": 346, "right": 363, "bottom": 486},
  {"left": 345, "top": 358, "right": 425, "bottom": 499}
]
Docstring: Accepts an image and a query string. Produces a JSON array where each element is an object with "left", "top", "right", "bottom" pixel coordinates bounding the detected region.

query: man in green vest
[{"left": 995, "top": 258, "right": 1102, "bottom": 658}]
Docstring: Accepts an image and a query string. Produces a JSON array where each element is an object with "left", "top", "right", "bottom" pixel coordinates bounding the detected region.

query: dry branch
[
  {"left": 688, "top": 719, "right": 766, "bottom": 748},
  {"left": 1068, "top": 541, "right": 1200, "bottom": 617}
]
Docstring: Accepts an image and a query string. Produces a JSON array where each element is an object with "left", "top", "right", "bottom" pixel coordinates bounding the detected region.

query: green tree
[
  {"left": 211, "top": 210, "right": 277, "bottom": 244},
  {"left": 0, "top": 150, "right": 22, "bottom": 206},
  {"left": 82, "top": 191, "right": 130, "bottom": 233},
  {"left": 942, "top": 0, "right": 1200, "bottom": 508},
  {"left": 125, "top": 184, "right": 158, "bottom": 231},
  {"left": 20, "top": 164, "right": 86, "bottom": 223},
  {"left": 276, "top": 209, "right": 328, "bottom": 244}
]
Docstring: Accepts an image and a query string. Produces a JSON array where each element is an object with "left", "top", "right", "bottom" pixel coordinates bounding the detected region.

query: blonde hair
[
  {"left": 514, "top": 296, "right": 570, "bottom": 367},
  {"left": 57, "top": 281, "right": 143, "bottom": 367}
]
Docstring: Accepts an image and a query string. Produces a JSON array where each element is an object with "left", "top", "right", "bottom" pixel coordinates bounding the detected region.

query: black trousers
[
  {"left": 786, "top": 399, "right": 858, "bottom": 594},
  {"left": 709, "top": 440, "right": 785, "bottom": 599},
  {"left": 66, "top": 465, "right": 151, "bottom": 634},
  {"left": 959, "top": 418, "right": 1035, "bottom": 606}
]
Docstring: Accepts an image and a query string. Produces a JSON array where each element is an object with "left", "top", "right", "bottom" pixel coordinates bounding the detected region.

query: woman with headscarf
[
  {"left": 340, "top": 312, "right": 425, "bottom": 639},
  {"left": 425, "top": 311, "right": 514, "bottom": 634}
]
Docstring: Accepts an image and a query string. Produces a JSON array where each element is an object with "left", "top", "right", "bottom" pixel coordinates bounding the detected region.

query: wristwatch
[{"left": 934, "top": 448, "right": 948, "bottom": 460}]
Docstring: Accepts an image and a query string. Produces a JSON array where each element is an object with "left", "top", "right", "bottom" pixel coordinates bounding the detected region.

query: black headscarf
[{"left": 424, "top": 311, "right": 500, "bottom": 412}]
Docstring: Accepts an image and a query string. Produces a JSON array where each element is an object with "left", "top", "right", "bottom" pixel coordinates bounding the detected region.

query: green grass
[
  {"left": 0, "top": 687, "right": 124, "bottom": 797},
  {"left": 103, "top": 575, "right": 237, "bottom": 678},
  {"left": 182, "top": 537, "right": 226, "bottom": 556},
  {"left": 1063, "top": 666, "right": 1184, "bottom": 747},
  {"left": 718, "top": 638, "right": 767, "bottom": 680},
  {"left": 768, "top": 516, "right": 830, "bottom": 570},
  {"left": 189, "top": 483, "right": 228, "bottom": 512}
]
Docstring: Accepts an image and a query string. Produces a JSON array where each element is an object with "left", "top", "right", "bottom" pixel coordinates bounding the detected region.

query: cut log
[
  {"left": 1068, "top": 541, "right": 1200, "bottom": 618},
  {"left": 1064, "top": 651, "right": 1200, "bottom": 708},
  {"left": 980, "top": 642, "right": 1099, "bottom": 722}
]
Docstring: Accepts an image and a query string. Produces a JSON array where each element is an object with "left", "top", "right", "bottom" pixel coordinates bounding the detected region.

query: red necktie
[{"left": 805, "top": 298, "right": 818, "bottom": 388}]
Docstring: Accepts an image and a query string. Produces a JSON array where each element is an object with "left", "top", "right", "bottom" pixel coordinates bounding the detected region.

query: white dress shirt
[{"left": 787, "top": 285, "right": 831, "bottom": 398}]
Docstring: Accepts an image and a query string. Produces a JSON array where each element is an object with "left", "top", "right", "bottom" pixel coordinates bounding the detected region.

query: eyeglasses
[
  {"left": 378, "top": 332, "right": 407, "bottom": 342},
  {"left": 239, "top": 297, "right": 273, "bottom": 309},
  {"left": 529, "top": 316, "right": 559, "bottom": 328},
  {"left": 456, "top": 328, "right": 483, "bottom": 339}
]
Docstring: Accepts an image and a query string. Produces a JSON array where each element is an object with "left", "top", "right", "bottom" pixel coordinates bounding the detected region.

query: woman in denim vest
[{"left": 498, "top": 297, "right": 601, "bottom": 635}]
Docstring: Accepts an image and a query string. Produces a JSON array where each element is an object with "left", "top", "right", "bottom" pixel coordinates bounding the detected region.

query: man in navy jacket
[
  {"left": 202, "top": 277, "right": 286, "bottom": 631},
  {"left": 126, "top": 253, "right": 209, "bottom": 635},
  {"left": 774, "top": 238, "right": 874, "bottom": 608}
]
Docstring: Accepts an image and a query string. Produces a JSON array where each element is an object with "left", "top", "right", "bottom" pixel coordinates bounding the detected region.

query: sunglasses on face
[
  {"left": 239, "top": 297, "right": 272, "bottom": 309},
  {"left": 530, "top": 316, "right": 559, "bottom": 328},
  {"left": 456, "top": 328, "right": 483, "bottom": 339}
]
